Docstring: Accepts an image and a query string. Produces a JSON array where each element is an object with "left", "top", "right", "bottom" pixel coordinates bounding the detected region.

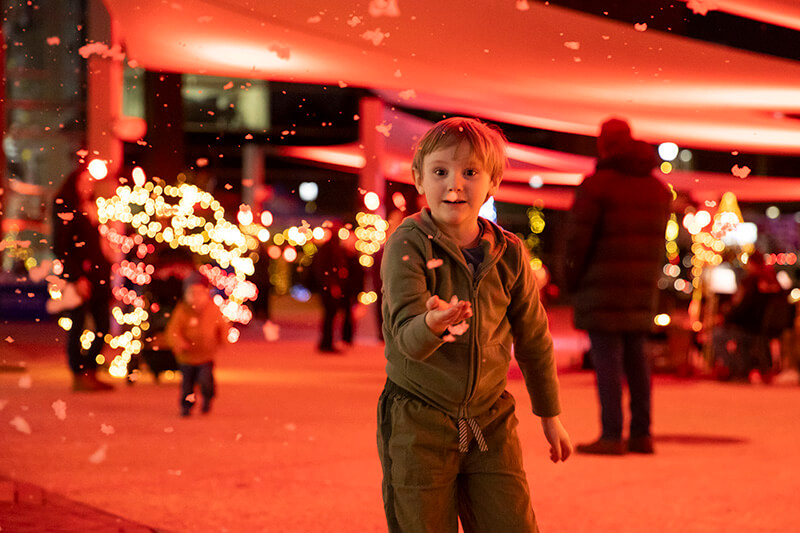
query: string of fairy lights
[
  {"left": 37, "top": 160, "right": 800, "bottom": 378},
  {"left": 94, "top": 173, "right": 258, "bottom": 376},
  {"left": 46, "top": 162, "right": 388, "bottom": 379}
]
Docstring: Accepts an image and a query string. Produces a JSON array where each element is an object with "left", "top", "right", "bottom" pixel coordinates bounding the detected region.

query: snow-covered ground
[{"left": 1, "top": 302, "right": 798, "bottom": 532}]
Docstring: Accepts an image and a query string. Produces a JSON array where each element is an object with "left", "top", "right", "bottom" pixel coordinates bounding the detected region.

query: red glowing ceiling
[
  {"left": 100, "top": 0, "right": 800, "bottom": 156},
  {"left": 677, "top": 0, "right": 800, "bottom": 31}
]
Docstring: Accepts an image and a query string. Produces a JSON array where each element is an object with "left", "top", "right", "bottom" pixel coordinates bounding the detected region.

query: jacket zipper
[{"left": 460, "top": 273, "right": 483, "bottom": 418}]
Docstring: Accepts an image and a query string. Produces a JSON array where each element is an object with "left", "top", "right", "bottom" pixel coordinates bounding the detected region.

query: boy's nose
[{"left": 448, "top": 176, "right": 464, "bottom": 191}]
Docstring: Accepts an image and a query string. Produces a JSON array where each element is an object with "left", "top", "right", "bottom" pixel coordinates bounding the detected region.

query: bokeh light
[{"left": 87, "top": 159, "right": 108, "bottom": 180}]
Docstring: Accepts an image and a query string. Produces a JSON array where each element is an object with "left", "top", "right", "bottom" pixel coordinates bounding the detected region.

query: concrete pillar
[
  {"left": 242, "top": 144, "right": 265, "bottom": 207},
  {"left": 0, "top": 23, "right": 5, "bottom": 235},
  {"left": 86, "top": 0, "right": 123, "bottom": 193},
  {"left": 358, "top": 97, "right": 388, "bottom": 337},
  {"left": 143, "top": 72, "right": 184, "bottom": 182},
  {"left": 358, "top": 96, "right": 386, "bottom": 218}
]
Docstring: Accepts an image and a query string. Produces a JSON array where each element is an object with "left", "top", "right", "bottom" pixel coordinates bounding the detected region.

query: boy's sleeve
[
  {"left": 505, "top": 238, "right": 561, "bottom": 418},
  {"left": 380, "top": 229, "right": 445, "bottom": 361}
]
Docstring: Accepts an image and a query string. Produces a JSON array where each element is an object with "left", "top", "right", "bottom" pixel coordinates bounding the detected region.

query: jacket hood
[
  {"left": 596, "top": 139, "right": 657, "bottom": 176},
  {"left": 402, "top": 208, "right": 508, "bottom": 266}
]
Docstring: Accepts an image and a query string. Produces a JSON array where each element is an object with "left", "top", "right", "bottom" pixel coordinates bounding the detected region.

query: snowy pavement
[{"left": 1, "top": 304, "right": 798, "bottom": 532}]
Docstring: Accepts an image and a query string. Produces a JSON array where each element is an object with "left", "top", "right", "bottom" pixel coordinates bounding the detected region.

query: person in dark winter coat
[
  {"left": 311, "top": 224, "right": 365, "bottom": 353},
  {"left": 565, "top": 118, "right": 671, "bottom": 455},
  {"left": 52, "top": 166, "right": 114, "bottom": 391}
]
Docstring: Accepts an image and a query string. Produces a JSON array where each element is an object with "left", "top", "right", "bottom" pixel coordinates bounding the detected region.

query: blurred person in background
[
  {"left": 565, "top": 118, "right": 671, "bottom": 455},
  {"left": 166, "top": 272, "right": 228, "bottom": 417},
  {"left": 714, "top": 251, "right": 794, "bottom": 383},
  {"left": 52, "top": 165, "right": 114, "bottom": 392},
  {"left": 310, "top": 223, "right": 364, "bottom": 353}
]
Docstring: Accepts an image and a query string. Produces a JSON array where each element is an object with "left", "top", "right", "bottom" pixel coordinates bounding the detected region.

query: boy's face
[
  {"left": 185, "top": 283, "right": 211, "bottom": 308},
  {"left": 413, "top": 141, "right": 499, "bottom": 237}
]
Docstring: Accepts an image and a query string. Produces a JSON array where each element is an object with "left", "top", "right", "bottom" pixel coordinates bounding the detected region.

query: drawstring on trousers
[{"left": 458, "top": 417, "right": 488, "bottom": 453}]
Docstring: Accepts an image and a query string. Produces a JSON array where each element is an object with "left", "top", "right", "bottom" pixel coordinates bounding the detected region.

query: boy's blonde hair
[{"left": 411, "top": 117, "right": 508, "bottom": 182}]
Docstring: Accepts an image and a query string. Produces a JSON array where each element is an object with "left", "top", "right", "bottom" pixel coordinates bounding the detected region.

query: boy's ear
[
  {"left": 487, "top": 176, "right": 501, "bottom": 198},
  {"left": 412, "top": 168, "right": 425, "bottom": 194}
]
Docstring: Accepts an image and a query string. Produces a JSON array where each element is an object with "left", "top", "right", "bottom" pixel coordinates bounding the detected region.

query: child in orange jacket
[{"left": 166, "top": 273, "right": 228, "bottom": 416}]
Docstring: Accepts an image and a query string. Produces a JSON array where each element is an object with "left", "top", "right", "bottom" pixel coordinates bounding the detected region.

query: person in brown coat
[
  {"left": 565, "top": 118, "right": 671, "bottom": 455},
  {"left": 51, "top": 165, "right": 114, "bottom": 392}
]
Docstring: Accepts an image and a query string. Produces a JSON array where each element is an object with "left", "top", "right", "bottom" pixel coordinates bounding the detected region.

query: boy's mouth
[{"left": 444, "top": 199, "right": 466, "bottom": 204}]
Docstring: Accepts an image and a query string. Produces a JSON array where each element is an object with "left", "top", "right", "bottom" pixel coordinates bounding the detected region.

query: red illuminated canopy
[
  {"left": 677, "top": 0, "right": 800, "bottom": 31},
  {"left": 101, "top": 0, "right": 800, "bottom": 156}
]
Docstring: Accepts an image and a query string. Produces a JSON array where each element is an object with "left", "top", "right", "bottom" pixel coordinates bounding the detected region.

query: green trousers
[{"left": 377, "top": 380, "right": 539, "bottom": 533}]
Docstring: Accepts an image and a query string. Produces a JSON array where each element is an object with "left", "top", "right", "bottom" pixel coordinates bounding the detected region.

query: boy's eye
[
  {"left": 464, "top": 169, "right": 478, "bottom": 177},
  {"left": 433, "top": 168, "right": 447, "bottom": 177}
]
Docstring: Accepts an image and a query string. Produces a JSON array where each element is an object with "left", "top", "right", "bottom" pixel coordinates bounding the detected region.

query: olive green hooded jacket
[{"left": 380, "top": 208, "right": 561, "bottom": 420}]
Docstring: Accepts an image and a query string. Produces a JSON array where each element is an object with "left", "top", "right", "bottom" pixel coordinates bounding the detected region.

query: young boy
[
  {"left": 166, "top": 273, "right": 228, "bottom": 416},
  {"left": 378, "top": 117, "right": 572, "bottom": 532}
]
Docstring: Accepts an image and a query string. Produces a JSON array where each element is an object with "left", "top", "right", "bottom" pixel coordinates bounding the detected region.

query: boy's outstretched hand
[
  {"left": 541, "top": 416, "right": 572, "bottom": 463},
  {"left": 424, "top": 295, "right": 472, "bottom": 337}
]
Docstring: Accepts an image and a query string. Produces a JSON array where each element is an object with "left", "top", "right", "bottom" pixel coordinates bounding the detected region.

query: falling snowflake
[
  {"left": 686, "top": 0, "right": 717, "bottom": 15},
  {"left": 268, "top": 43, "right": 291, "bottom": 60},
  {"left": 4, "top": 336, "right": 12, "bottom": 344},
  {"left": 27, "top": 260, "right": 52, "bottom": 283},
  {"left": 185, "top": 393, "right": 197, "bottom": 404},
  {"left": 564, "top": 41, "right": 580, "bottom": 50},
  {"left": 46, "top": 36, "right": 61, "bottom": 46},
  {"left": 361, "top": 28, "right": 389, "bottom": 46},
  {"left": 10, "top": 416, "right": 31, "bottom": 435},
  {"left": 634, "top": 23, "right": 648, "bottom": 32},
  {"left": 223, "top": 81, "right": 234, "bottom": 90},
  {"left": 515, "top": 0, "right": 530, "bottom": 11},
  {"left": 263, "top": 320, "right": 280, "bottom": 342},
  {"left": 375, "top": 121, "right": 393, "bottom": 137},
  {"left": 427, "top": 259, "right": 443, "bottom": 269},
  {"left": 89, "top": 444, "right": 108, "bottom": 464},
  {"left": 0, "top": 400, "right": 8, "bottom": 412},
  {"left": 369, "top": 0, "right": 400, "bottom": 17},
  {"left": 307, "top": 15, "right": 322, "bottom": 23},
  {"left": 18, "top": 375, "right": 32, "bottom": 389},
  {"left": 347, "top": 16, "right": 362, "bottom": 27},
  {"left": 197, "top": 16, "right": 213, "bottom": 23},
  {"left": 52, "top": 400, "right": 67, "bottom": 420},
  {"left": 731, "top": 165, "right": 751, "bottom": 179},
  {"left": 448, "top": 321, "right": 469, "bottom": 336},
  {"left": 398, "top": 89, "right": 416, "bottom": 100},
  {"left": 78, "top": 41, "right": 126, "bottom": 61},
  {"left": 392, "top": 192, "right": 407, "bottom": 211},
  {"left": 100, "top": 424, "right": 115, "bottom": 435}
]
